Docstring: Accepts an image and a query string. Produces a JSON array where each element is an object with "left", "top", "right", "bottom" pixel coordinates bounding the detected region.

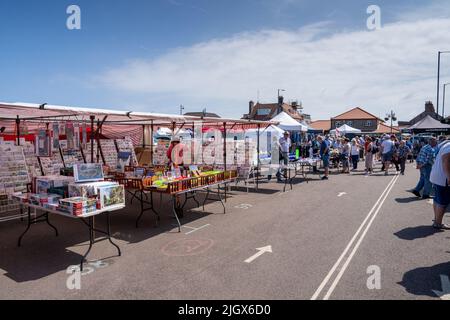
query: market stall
[{"left": 0, "top": 102, "right": 276, "bottom": 231}]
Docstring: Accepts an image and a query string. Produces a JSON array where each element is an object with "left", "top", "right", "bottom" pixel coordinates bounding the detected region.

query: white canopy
[
  {"left": 330, "top": 124, "right": 362, "bottom": 135},
  {"left": 271, "top": 112, "right": 308, "bottom": 132}
]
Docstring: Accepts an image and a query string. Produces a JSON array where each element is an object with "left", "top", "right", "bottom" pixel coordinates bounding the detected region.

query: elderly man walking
[{"left": 409, "top": 137, "right": 438, "bottom": 200}]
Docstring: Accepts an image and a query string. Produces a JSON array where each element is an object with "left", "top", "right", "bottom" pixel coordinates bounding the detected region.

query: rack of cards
[
  {"left": 39, "top": 152, "right": 65, "bottom": 176},
  {"left": 83, "top": 140, "right": 100, "bottom": 163},
  {"left": 0, "top": 145, "right": 30, "bottom": 221},
  {"left": 61, "top": 148, "right": 85, "bottom": 168},
  {"left": 99, "top": 139, "right": 118, "bottom": 168},
  {"left": 22, "top": 142, "right": 43, "bottom": 178},
  {"left": 153, "top": 140, "right": 170, "bottom": 165},
  {"left": 116, "top": 137, "right": 138, "bottom": 166}
]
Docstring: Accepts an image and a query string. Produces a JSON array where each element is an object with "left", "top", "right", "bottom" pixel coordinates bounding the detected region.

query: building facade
[
  {"left": 330, "top": 107, "right": 383, "bottom": 133},
  {"left": 242, "top": 97, "right": 305, "bottom": 122}
]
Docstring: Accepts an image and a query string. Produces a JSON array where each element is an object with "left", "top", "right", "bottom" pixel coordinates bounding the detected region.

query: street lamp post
[
  {"left": 437, "top": 51, "right": 450, "bottom": 116},
  {"left": 179, "top": 104, "right": 185, "bottom": 115},
  {"left": 443, "top": 83, "right": 450, "bottom": 119},
  {"left": 277, "top": 89, "right": 285, "bottom": 100},
  {"left": 385, "top": 110, "right": 397, "bottom": 134}
]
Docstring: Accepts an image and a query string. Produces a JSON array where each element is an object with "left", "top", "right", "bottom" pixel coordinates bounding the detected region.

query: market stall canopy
[
  {"left": 271, "top": 112, "right": 308, "bottom": 132},
  {"left": 330, "top": 124, "right": 362, "bottom": 135},
  {"left": 407, "top": 115, "right": 450, "bottom": 132},
  {"left": 0, "top": 102, "right": 277, "bottom": 130}
]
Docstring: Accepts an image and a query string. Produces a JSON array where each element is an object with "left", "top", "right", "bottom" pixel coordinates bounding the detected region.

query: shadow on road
[
  {"left": 398, "top": 261, "right": 450, "bottom": 299},
  {"left": 395, "top": 197, "right": 422, "bottom": 204},
  {"left": 394, "top": 226, "right": 443, "bottom": 240}
]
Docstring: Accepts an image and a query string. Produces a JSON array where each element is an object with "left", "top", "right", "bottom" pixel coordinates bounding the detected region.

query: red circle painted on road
[{"left": 161, "top": 238, "right": 214, "bottom": 257}]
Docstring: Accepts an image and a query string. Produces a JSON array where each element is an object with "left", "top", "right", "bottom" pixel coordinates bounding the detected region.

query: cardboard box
[{"left": 98, "top": 184, "right": 125, "bottom": 209}]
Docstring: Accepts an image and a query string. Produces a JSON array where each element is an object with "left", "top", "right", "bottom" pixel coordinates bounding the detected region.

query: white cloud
[{"left": 97, "top": 9, "right": 450, "bottom": 120}]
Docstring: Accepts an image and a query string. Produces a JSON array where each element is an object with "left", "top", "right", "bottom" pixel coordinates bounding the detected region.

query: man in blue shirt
[
  {"left": 409, "top": 137, "right": 438, "bottom": 199},
  {"left": 319, "top": 135, "right": 331, "bottom": 180}
]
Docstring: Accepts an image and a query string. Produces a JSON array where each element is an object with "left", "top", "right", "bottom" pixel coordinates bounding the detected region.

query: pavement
[{"left": 1, "top": 161, "right": 449, "bottom": 300}]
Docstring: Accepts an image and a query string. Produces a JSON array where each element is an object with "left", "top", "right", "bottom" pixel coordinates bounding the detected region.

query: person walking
[
  {"left": 409, "top": 137, "right": 438, "bottom": 199},
  {"left": 341, "top": 138, "right": 351, "bottom": 174},
  {"left": 350, "top": 139, "right": 360, "bottom": 171},
  {"left": 318, "top": 135, "right": 331, "bottom": 180},
  {"left": 397, "top": 140, "right": 411, "bottom": 175},
  {"left": 364, "top": 137, "right": 375, "bottom": 175},
  {"left": 276, "top": 132, "right": 291, "bottom": 182},
  {"left": 430, "top": 138, "right": 450, "bottom": 229},
  {"left": 381, "top": 135, "right": 395, "bottom": 176}
]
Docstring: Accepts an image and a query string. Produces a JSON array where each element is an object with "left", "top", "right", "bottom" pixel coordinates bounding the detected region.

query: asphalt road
[{"left": 1, "top": 161, "right": 449, "bottom": 300}]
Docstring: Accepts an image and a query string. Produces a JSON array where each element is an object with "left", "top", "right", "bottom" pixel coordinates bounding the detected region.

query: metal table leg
[
  {"left": 18, "top": 207, "right": 59, "bottom": 247},
  {"left": 172, "top": 196, "right": 181, "bottom": 233},
  {"left": 80, "top": 213, "right": 121, "bottom": 271}
]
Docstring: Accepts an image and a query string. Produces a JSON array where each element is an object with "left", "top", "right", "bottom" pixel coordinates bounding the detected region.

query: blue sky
[{"left": 1, "top": 0, "right": 450, "bottom": 120}]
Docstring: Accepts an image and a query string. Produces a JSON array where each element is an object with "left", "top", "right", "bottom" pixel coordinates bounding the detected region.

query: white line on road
[
  {"left": 338, "top": 192, "right": 347, "bottom": 197},
  {"left": 311, "top": 174, "right": 399, "bottom": 300},
  {"left": 185, "top": 224, "right": 211, "bottom": 235},
  {"left": 244, "top": 246, "right": 273, "bottom": 264}
]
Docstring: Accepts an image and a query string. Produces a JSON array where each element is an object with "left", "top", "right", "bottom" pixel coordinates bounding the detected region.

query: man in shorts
[
  {"left": 381, "top": 135, "right": 394, "bottom": 176},
  {"left": 430, "top": 137, "right": 450, "bottom": 229}
]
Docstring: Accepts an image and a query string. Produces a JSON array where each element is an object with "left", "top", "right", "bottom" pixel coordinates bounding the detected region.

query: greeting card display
[
  {"left": 35, "top": 129, "right": 52, "bottom": 157},
  {"left": 0, "top": 145, "right": 30, "bottom": 196},
  {"left": 73, "top": 163, "right": 104, "bottom": 183},
  {"left": 116, "top": 137, "right": 137, "bottom": 166},
  {"left": 66, "top": 122, "right": 75, "bottom": 150},
  {"left": 39, "top": 153, "right": 64, "bottom": 176},
  {"left": 153, "top": 139, "right": 169, "bottom": 165},
  {"left": 52, "top": 122, "right": 60, "bottom": 149},
  {"left": 22, "top": 142, "right": 43, "bottom": 178},
  {"left": 99, "top": 139, "right": 118, "bottom": 168}
]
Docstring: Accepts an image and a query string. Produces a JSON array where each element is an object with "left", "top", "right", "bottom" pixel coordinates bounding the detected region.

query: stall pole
[
  {"left": 256, "top": 124, "right": 261, "bottom": 191},
  {"left": 142, "top": 125, "right": 146, "bottom": 148},
  {"left": 223, "top": 122, "right": 227, "bottom": 170},
  {"left": 96, "top": 119, "right": 101, "bottom": 164},
  {"left": 223, "top": 122, "right": 228, "bottom": 201},
  {"left": 15, "top": 116, "right": 21, "bottom": 146},
  {"left": 90, "top": 115, "right": 95, "bottom": 163},
  {"left": 150, "top": 121, "right": 154, "bottom": 166}
]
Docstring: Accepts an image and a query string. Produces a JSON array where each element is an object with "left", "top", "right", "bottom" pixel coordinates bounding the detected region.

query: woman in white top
[{"left": 350, "top": 139, "right": 360, "bottom": 171}]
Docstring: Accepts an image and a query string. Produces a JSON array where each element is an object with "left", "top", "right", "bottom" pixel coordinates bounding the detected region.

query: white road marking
[
  {"left": 428, "top": 199, "right": 434, "bottom": 205},
  {"left": 338, "top": 192, "right": 347, "bottom": 197},
  {"left": 185, "top": 224, "right": 211, "bottom": 235},
  {"left": 433, "top": 275, "right": 450, "bottom": 300},
  {"left": 244, "top": 246, "right": 273, "bottom": 264},
  {"left": 311, "top": 174, "right": 399, "bottom": 300}
]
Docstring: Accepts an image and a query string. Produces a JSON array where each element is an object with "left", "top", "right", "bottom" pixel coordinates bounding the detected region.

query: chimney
[
  {"left": 425, "top": 101, "right": 435, "bottom": 113},
  {"left": 278, "top": 96, "right": 284, "bottom": 113},
  {"left": 249, "top": 100, "right": 255, "bottom": 115}
]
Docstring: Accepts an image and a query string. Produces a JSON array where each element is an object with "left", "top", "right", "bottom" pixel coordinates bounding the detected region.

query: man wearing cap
[{"left": 276, "top": 132, "right": 291, "bottom": 182}]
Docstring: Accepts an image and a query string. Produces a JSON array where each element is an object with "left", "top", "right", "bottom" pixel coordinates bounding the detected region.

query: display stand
[{"left": 16, "top": 202, "right": 124, "bottom": 271}]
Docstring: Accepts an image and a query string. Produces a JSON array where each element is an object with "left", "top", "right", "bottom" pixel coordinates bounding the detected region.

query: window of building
[
  {"left": 335, "top": 121, "right": 342, "bottom": 127},
  {"left": 346, "top": 121, "right": 353, "bottom": 126},
  {"left": 256, "top": 108, "right": 272, "bottom": 116},
  {"left": 364, "top": 120, "right": 373, "bottom": 127}
]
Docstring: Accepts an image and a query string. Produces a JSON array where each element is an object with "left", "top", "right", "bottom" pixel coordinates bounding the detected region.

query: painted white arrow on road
[
  {"left": 433, "top": 275, "right": 450, "bottom": 300},
  {"left": 245, "top": 246, "right": 273, "bottom": 264},
  {"left": 338, "top": 192, "right": 347, "bottom": 197}
]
